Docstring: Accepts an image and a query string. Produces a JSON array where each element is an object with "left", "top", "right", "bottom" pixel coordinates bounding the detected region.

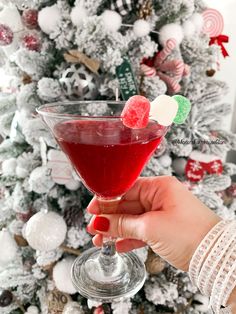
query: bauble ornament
[
  {"left": 172, "top": 158, "right": 187, "bottom": 176},
  {"left": 0, "top": 24, "right": 14, "bottom": 46},
  {"left": 133, "top": 19, "right": 151, "bottom": 37},
  {"left": 70, "top": 5, "right": 88, "bottom": 27},
  {"left": 21, "top": 31, "right": 41, "bottom": 52},
  {"left": 38, "top": 5, "right": 61, "bottom": 35},
  {"left": 25, "top": 211, "right": 67, "bottom": 251},
  {"left": 101, "top": 10, "right": 122, "bottom": 32},
  {"left": 53, "top": 258, "right": 77, "bottom": 294},
  {"left": 159, "top": 23, "right": 184, "bottom": 46},
  {"left": 60, "top": 64, "right": 99, "bottom": 100},
  {"left": 22, "top": 9, "right": 38, "bottom": 29}
]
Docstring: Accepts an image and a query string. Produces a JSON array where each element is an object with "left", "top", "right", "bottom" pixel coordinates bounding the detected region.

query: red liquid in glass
[{"left": 54, "top": 119, "right": 165, "bottom": 198}]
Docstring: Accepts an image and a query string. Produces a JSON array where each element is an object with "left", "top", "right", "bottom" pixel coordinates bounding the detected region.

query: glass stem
[{"left": 97, "top": 197, "right": 121, "bottom": 276}]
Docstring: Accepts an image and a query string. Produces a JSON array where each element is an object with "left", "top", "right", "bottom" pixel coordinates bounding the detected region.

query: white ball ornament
[
  {"left": 133, "top": 19, "right": 151, "bottom": 37},
  {"left": 38, "top": 5, "right": 61, "bottom": 35},
  {"left": 159, "top": 155, "right": 172, "bottom": 168},
  {"left": 190, "top": 13, "right": 204, "bottom": 32},
  {"left": 65, "top": 180, "right": 80, "bottom": 191},
  {"left": 53, "top": 258, "right": 77, "bottom": 294},
  {"left": 101, "top": 10, "right": 122, "bottom": 32},
  {"left": 159, "top": 23, "right": 184, "bottom": 46},
  {"left": 182, "top": 20, "right": 196, "bottom": 38},
  {"left": 0, "top": 229, "right": 18, "bottom": 267},
  {"left": 70, "top": 5, "right": 88, "bottom": 27},
  {"left": 25, "top": 211, "right": 67, "bottom": 251}
]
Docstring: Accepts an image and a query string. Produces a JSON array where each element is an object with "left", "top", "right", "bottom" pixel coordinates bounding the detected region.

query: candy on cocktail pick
[
  {"left": 150, "top": 95, "right": 178, "bottom": 126},
  {"left": 121, "top": 95, "right": 150, "bottom": 129},
  {"left": 173, "top": 95, "right": 191, "bottom": 124}
]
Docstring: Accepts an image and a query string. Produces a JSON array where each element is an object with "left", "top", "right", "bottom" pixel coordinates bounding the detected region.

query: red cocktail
[{"left": 54, "top": 119, "right": 164, "bottom": 198}]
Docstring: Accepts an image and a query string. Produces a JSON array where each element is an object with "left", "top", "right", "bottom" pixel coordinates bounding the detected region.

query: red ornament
[
  {"left": 185, "top": 159, "right": 205, "bottom": 182},
  {"left": 22, "top": 9, "right": 38, "bottom": 29},
  {"left": 93, "top": 306, "right": 104, "bottom": 314},
  {"left": 22, "top": 32, "right": 41, "bottom": 52},
  {"left": 0, "top": 24, "right": 14, "bottom": 46}
]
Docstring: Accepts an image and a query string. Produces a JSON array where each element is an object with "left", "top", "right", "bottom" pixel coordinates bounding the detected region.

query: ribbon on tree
[
  {"left": 209, "top": 35, "right": 229, "bottom": 58},
  {"left": 64, "top": 50, "right": 101, "bottom": 74},
  {"left": 141, "top": 38, "right": 190, "bottom": 95}
]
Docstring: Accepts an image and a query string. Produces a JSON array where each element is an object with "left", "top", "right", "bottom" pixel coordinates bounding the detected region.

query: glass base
[{"left": 71, "top": 247, "right": 146, "bottom": 302}]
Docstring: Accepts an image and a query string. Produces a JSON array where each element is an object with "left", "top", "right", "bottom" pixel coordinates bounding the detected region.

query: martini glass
[{"left": 37, "top": 101, "right": 169, "bottom": 302}]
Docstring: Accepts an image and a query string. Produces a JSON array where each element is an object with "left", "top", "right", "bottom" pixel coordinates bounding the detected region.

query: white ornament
[
  {"left": 159, "top": 155, "right": 172, "bottom": 168},
  {"left": 190, "top": 13, "right": 204, "bottom": 32},
  {"left": 25, "top": 305, "right": 39, "bottom": 314},
  {"left": 0, "top": 229, "right": 18, "bottom": 267},
  {"left": 150, "top": 95, "right": 179, "bottom": 126},
  {"left": 159, "top": 23, "right": 184, "bottom": 46},
  {"left": 53, "top": 257, "right": 77, "bottom": 294},
  {"left": 62, "top": 301, "right": 84, "bottom": 314},
  {"left": 65, "top": 180, "right": 80, "bottom": 191},
  {"left": 2, "top": 158, "right": 17, "bottom": 176},
  {"left": 38, "top": 5, "right": 61, "bottom": 35},
  {"left": 182, "top": 20, "right": 196, "bottom": 38},
  {"left": 70, "top": 5, "right": 88, "bottom": 27},
  {"left": 101, "top": 10, "right": 122, "bottom": 32},
  {"left": 29, "top": 166, "right": 55, "bottom": 194},
  {"left": 0, "top": 6, "right": 23, "bottom": 32},
  {"left": 48, "top": 149, "right": 74, "bottom": 185},
  {"left": 25, "top": 211, "right": 67, "bottom": 251},
  {"left": 133, "top": 19, "right": 151, "bottom": 37}
]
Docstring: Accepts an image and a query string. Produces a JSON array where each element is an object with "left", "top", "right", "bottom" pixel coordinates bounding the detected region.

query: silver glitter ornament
[{"left": 60, "top": 64, "right": 99, "bottom": 100}]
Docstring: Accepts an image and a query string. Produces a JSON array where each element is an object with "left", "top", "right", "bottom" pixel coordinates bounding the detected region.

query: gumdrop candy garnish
[
  {"left": 121, "top": 95, "right": 150, "bottom": 129},
  {"left": 172, "top": 95, "right": 192, "bottom": 124},
  {"left": 121, "top": 94, "right": 191, "bottom": 129},
  {"left": 150, "top": 95, "right": 179, "bottom": 127}
]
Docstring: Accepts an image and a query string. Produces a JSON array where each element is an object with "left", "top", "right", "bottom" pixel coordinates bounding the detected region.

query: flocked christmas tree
[{"left": 0, "top": 0, "right": 236, "bottom": 313}]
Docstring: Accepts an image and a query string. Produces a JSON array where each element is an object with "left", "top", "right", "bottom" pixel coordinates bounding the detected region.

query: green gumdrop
[{"left": 173, "top": 95, "right": 191, "bottom": 124}]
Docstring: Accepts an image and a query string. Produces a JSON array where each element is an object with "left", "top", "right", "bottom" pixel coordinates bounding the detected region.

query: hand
[{"left": 87, "top": 176, "right": 220, "bottom": 271}]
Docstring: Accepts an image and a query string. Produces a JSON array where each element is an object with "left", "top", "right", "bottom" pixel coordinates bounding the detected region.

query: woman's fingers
[{"left": 92, "top": 234, "right": 146, "bottom": 252}]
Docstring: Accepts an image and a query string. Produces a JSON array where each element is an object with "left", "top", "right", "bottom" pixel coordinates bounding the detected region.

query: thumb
[{"left": 91, "top": 214, "right": 147, "bottom": 241}]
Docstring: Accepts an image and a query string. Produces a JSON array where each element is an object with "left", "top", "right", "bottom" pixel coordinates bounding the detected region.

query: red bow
[
  {"left": 209, "top": 35, "right": 229, "bottom": 58},
  {"left": 185, "top": 159, "right": 223, "bottom": 182}
]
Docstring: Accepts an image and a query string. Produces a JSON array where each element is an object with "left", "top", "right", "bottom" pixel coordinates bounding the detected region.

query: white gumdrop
[
  {"left": 182, "top": 20, "right": 196, "bottom": 38},
  {"left": 150, "top": 95, "right": 179, "bottom": 126},
  {"left": 70, "top": 5, "right": 88, "bottom": 27},
  {"left": 133, "top": 19, "right": 151, "bottom": 37},
  {"left": 101, "top": 10, "right": 122, "bottom": 32},
  {"left": 190, "top": 13, "right": 204, "bottom": 32},
  {"left": 159, "top": 23, "right": 184, "bottom": 46}
]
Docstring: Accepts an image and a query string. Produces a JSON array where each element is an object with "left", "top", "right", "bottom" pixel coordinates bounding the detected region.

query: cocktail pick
[
  {"left": 150, "top": 95, "right": 179, "bottom": 126},
  {"left": 172, "top": 95, "right": 191, "bottom": 124}
]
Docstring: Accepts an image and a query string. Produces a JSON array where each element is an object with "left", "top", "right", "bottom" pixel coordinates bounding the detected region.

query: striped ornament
[
  {"left": 140, "top": 64, "right": 156, "bottom": 77},
  {"left": 154, "top": 38, "right": 177, "bottom": 67}
]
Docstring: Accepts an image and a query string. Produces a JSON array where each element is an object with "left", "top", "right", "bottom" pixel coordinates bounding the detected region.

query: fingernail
[{"left": 93, "top": 216, "right": 110, "bottom": 232}]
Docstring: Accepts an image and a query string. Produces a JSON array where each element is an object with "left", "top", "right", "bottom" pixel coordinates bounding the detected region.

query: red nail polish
[{"left": 93, "top": 216, "right": 110, "bottom": 232}]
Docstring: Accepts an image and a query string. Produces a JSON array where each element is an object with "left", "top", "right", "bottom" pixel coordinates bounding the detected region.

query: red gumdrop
[
  {"left": 22, "top": 9, "right": 39, "bottom": 29},
  {"left": 121, "top": 95, "right": 150, "bottom": 129}
]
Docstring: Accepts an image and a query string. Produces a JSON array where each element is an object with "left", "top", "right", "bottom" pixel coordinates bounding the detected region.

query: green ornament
[{"left": 173, "top": 95, "right": 191, "bottom": 124}]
